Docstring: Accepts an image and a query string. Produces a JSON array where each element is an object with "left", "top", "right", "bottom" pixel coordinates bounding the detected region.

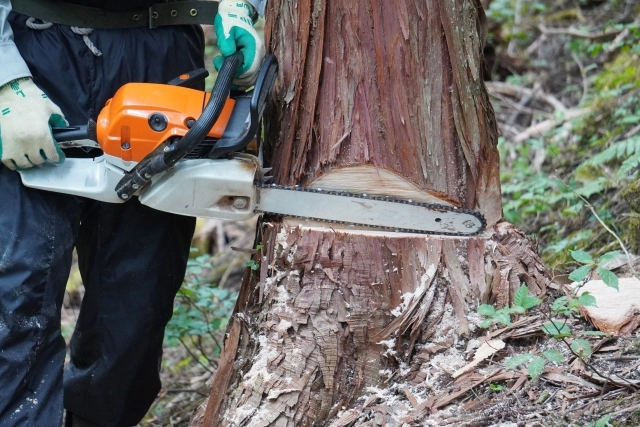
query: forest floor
[{"left": 60, "top": 1, "right": 640, "bottom": 426}]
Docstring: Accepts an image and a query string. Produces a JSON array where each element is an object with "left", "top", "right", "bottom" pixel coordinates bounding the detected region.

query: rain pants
[{"left": 0, "top": 11, "right": 204, "bottom": 427}]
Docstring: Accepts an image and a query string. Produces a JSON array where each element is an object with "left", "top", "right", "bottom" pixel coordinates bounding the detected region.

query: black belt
[{"left": 11, "top": 0, "right": 219, "bottom": 29}]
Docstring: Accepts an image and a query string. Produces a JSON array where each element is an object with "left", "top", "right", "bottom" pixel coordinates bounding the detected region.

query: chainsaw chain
[{"left": 254, "top": 183, "right": 487, "bottom": 237}]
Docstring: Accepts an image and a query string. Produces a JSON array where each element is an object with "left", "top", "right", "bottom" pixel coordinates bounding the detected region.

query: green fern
[
  {"left": 578, "top": 135, "right": 640, "bottom": 174},
  {"left": 618, "top": 151, "right": 640, "bottom": 178}
]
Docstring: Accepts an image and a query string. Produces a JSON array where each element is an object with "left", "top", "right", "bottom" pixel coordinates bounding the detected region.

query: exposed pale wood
[
  {"left": 281, "top": 219, "right": 487, "bottom": 238},
  {"left": 309, "top": 165, "right": 455, "bottom": 206},
  {"left": 575, "top": 278, "right": 640, "bottom": 336}
]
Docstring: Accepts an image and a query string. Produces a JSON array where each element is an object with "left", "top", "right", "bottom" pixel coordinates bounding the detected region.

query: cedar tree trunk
[{"left": 193, "top": 0, "right": 550, "bottom": 425}]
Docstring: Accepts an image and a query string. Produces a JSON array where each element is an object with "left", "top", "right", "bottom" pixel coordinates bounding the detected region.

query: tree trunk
[{"left": 192, "top": 0, "right": 550, "bottom": 425}]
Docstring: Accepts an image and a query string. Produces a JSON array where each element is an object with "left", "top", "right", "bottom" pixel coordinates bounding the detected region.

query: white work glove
[
  {"left": 0, "top": 77, "right": 66, "bottom": 170},
  {"left": 214, "top": 0, "right": 266, "bottom": 88}
]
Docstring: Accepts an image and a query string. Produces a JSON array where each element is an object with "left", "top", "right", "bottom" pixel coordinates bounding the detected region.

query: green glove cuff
[{"left": 48, "top": 113, "right": 67, "bottom": 164}]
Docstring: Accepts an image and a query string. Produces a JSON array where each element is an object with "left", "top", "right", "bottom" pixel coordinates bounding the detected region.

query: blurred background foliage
[{"left": 485, "top": 0, "right": 640, "bottom": 269}]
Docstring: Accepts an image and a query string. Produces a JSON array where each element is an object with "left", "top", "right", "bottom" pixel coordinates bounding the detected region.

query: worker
[{"left": 0, "top": 0, "right": 266, "bottom": 426}]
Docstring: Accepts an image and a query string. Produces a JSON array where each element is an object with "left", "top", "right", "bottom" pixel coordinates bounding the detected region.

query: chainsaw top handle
[{"left": 114, "top": 51, "right": 243, "bottom": 201}]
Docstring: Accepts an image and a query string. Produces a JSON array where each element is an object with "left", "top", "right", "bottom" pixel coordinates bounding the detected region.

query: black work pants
[{"left": 0, "top": 14, "right": 204, "bottom": 427}]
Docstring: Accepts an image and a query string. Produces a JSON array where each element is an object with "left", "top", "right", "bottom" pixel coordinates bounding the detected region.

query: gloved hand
[
  {"left": 0, "top": 77, "right": 66, "bottom": 170},
  {"left": 214, "top": 0, "right": 266, "bottom": 88}
]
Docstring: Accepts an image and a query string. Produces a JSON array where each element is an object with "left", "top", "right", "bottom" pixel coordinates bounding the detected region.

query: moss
[
  {"left": 622, "top": 180, "right": 640, "bottom": 212},
  {"left": 595, "top": 51, "right": 640, "bottom": 91},
  {"left": 622, "top": 181, "right": 640, "bottom": 253}
]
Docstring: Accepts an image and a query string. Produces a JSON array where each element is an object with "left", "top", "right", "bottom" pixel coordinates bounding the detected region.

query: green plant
[
  {"left": 567, "top": 249, "right": 620, "bottom": 290},
  {"left": 539, "top": 251, "right": 616, "bottom": 359},
  {"left": 164, "top": 252, "right": 238, "bottom": 369},
  {"left": 505, "top": 349, "right": 564, "bottom": 382},
  {"left": 477, "top": 285, "right": 542, "bottom": 328},
  {"left": 578, "top": 414, "right": 611, "bottom": 427},
  {"left": 496, "top": 16, "right": 640, "bottom": 266},
  {"left": 246, "top": 259, "right": 260, "bottom": 271},
  {"left": 488, "top": 383, "right": 504, "bottom": 392},
  {"left": 502, "top": 249, "right": 617, "bottom": 381}
]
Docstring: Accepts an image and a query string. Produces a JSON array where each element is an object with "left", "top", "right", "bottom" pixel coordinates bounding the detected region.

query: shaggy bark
[{"left": 192, "top": 0, "right": 550, "bottom": 425}]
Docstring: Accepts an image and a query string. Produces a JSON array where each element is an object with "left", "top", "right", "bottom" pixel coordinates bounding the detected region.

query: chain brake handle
[{"left": 207, "top": 54, "right": 278, "bottom": 159}]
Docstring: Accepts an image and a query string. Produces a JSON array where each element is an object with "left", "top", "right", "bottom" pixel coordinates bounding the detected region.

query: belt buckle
[{"left": 148, "top": 6, "right": 158, "bottom": 29}]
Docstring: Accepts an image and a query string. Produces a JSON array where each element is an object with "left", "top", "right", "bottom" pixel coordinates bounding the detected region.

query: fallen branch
[
  {"left": 514, "top": 108, "right": 591, "bottom": 143},
  {"left": 607, "top": 15, "right": 640, "bottom": 54},
  {"left": 536, "top": 23, "right": 621, "bottom": 40},
  {"left": 486, "top": 81, "right": 567, "bottom": 112}
]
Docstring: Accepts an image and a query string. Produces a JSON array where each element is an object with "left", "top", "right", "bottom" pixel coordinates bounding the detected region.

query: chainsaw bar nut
[
  {"left": 232, "top": 197, "right": 248, "bottom": 209},
  {"left": 148, "top": 113, "right": 168, "bottom": 132}
]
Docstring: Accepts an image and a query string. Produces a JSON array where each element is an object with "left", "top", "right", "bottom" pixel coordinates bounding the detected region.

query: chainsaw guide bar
[{"left": 254, "top": 183, "right": 487, "bottom": 237}]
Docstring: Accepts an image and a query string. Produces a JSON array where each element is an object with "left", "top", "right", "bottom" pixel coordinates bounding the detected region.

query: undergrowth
[{"left": 488, "top": 0, "right": 640, "bottom": 267}]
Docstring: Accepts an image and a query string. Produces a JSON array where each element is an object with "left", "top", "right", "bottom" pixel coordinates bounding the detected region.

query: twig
[
  {"left": 609, "top": 402, "right": 640, "bottom": 416},
  {"left": 486, "top": 81, "right": 567, "bottom": 112},
  {"left": 165, "top": 389, "right": 209, "bottom": 397},
  {"left": 507, "top": 0, "right": 524, "bottom": 57},
  {"left": 218, "top": 254, "right": 245, "bottom": 289},
  {"left": 190, "top": 335, "right": 217, "bottom": 369},
  {"left": 571, "top": 52, "right": 589, "bottom": 106},
  {"left": 506, "top": 82, "right": 535, "bottom": 126},
  {"left": 178, "top": 337, "right": 215, "bottom": 375},
  {"left": 620, "top": 359, "right": 640, "bottom": 375},
  {"left": 185, "top": 297, "right": 223, "bottom": 350},
  {"left": 597, "top": 356, "right": 640, "bottom": 362},
  {"left": 624, "top": 123, "right": 640, "bottom": 139},
  {"left": 490, "top": 94, "right": 554, "bottom": 120},
  {"left": 540, "top": 304, "right": 638, "bottom": 392},
  {"left": 536, "top": 24, "right": 621, "bottom": 40}
]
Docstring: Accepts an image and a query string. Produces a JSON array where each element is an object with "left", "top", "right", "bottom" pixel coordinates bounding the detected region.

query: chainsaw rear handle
[
  {"left": 114, "top": 51, "right": 243, "bottom": 200},
  {"left": 52, "top": 121, "right": 97, "bottom": 143}
]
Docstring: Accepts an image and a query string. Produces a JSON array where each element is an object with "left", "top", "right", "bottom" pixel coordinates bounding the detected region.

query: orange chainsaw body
[{"left": 95, "top": 83, "right": 236, "bottom": 162}]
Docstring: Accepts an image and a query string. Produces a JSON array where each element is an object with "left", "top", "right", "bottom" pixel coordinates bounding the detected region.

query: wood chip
[
  {"left": 542, "top": 371, "right": 601, "bottom": 390},
  {"left": 452, "top": 339, "right": 505, "bottom": 378},
  {"left": 509, "top": 372, "right": 528, "bottom": 392},
  {"left": 402, "top": 387, "right": 419, "bottom": 409},
  {"left": 434, "top": 369, "right": 503, "bottom": 410},
  {"left": 620, "top": 359, "right": 640, "bottom": 375},
  {"left": 597, "top": 345, "right": 622, "bottom": 352},
  {"left": 574, "top": 278, "right": 640, "bottom": 336},
  {"left": 579, "top": 370, "right": 640, "bottom": 389}
]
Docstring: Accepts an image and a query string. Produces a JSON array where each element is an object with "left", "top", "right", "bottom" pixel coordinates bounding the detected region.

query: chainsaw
[{"left": 18, "top": 52, "right": 486, "bottom": 237}]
